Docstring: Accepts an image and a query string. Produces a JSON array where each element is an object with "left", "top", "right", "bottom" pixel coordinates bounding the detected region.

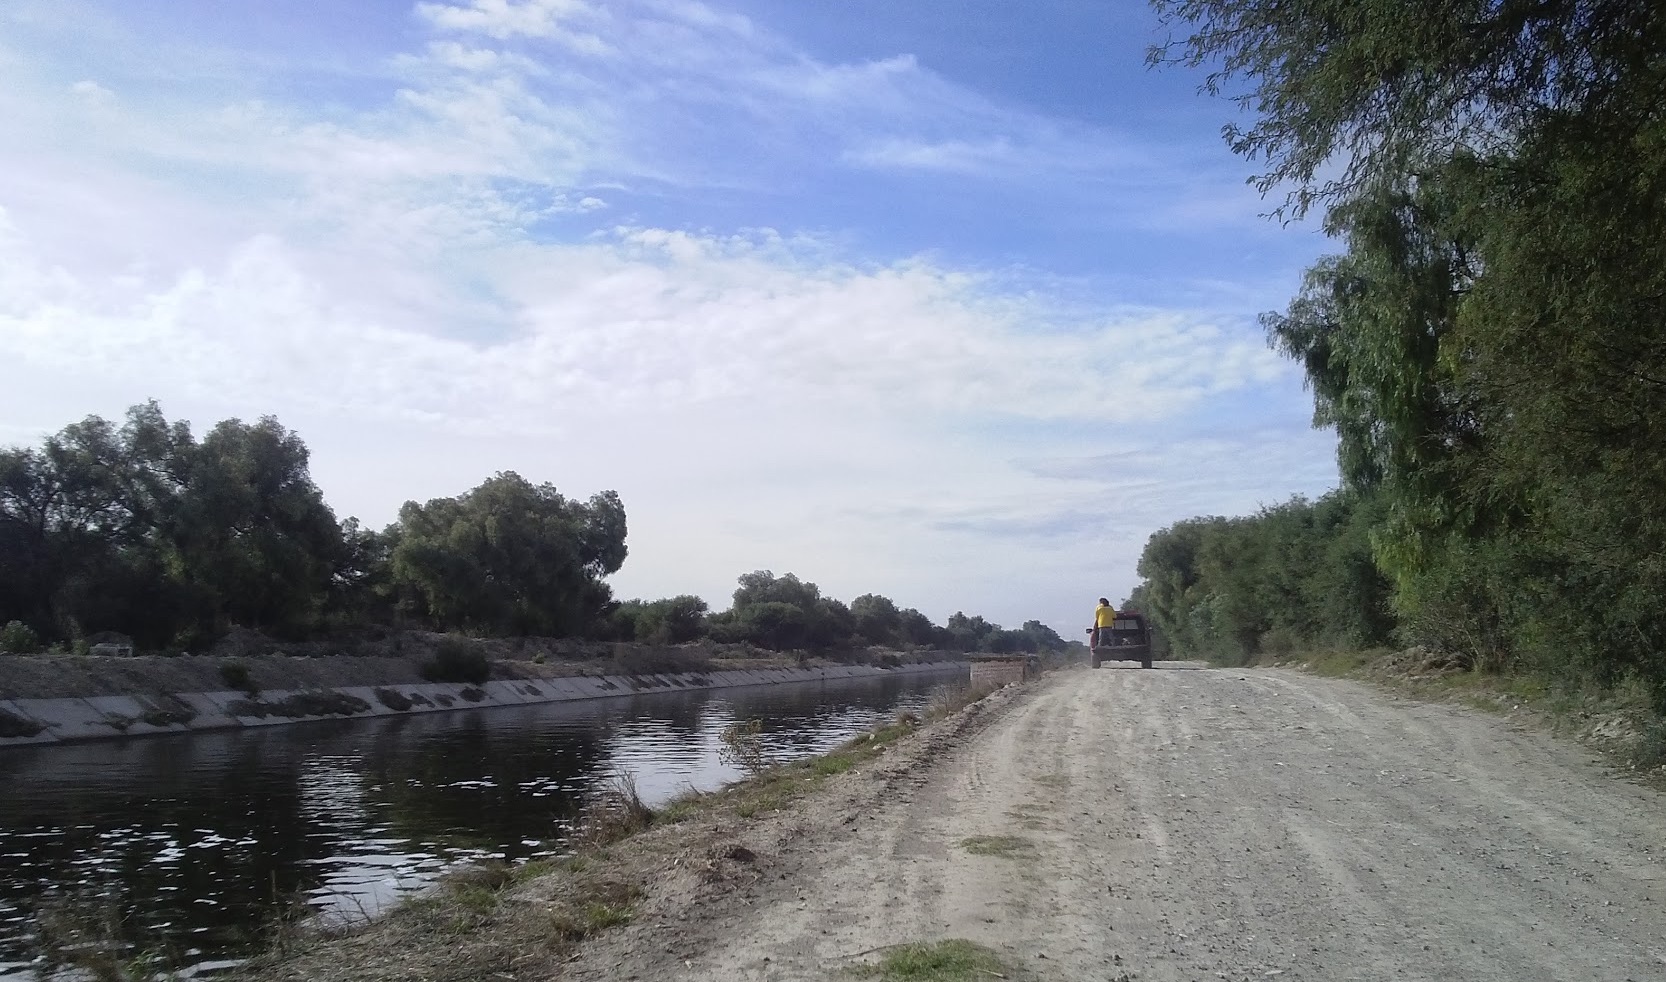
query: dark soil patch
[
  {"left": 459, "top": 687, "right": 485, "bottom": 703},
  {"left": 374, "top": 688, "right": 413, "bottom": 711}
]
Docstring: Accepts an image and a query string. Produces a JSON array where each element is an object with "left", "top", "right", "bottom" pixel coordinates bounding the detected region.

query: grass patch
[
  {"left": 1301, "top": 649, "right": 1379, "bottom": 678},
  {"left": 958, "top": 835, "right": 1033, "bottom": 858},
  {"left": 1032, "top": 773, "right": 1068, "bottom": 789},
  {"left": 549, "top": 879, "right": 643, "bottom": 940},
  {"left": 852, "top": 939, "right": 1014, "bottom": 981}
]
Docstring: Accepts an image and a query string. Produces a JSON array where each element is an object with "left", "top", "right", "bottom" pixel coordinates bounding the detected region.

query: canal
[{"left": 0, "top": 666, "right": 968, "bottom": 979}]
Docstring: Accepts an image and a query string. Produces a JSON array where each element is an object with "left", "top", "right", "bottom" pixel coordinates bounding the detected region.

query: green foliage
[
  {"left": 218, "top": 659, "right": 256, "bottom": 694},
  {"left": 390, "top": 472, "right": 627, "bottom": 637},
  {"left": 0, "top": 620, "right": 41, "bottom": 654},
  {"left": 851, "top": 939, "right": 1012, "bottom": 982},
  {"left": 1136, "top": 493, "right": 1395, "bottom": 665},
  {"left": 1155, "top": 0, "right": 1666, "bottom": 706},
  {"left": 420, "top": 638, "right": 492, "bottom": 684},
  {"left": 610, "top": 594, "right": 709, "bottom": 644},
  {"left": 0, "top": 402, "right": 344, "bottom": 649}
]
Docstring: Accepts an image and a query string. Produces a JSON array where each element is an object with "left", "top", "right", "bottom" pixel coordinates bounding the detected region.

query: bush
[
  {"left": 218, "top": 660, "right": 257, "bottom": 693},
  {"left": 420, "top": 638, "right": 492, "bottom": 684},
  {"left": 719, "top": 719, "right": 769, "bottom": 775},
  {"left": 0, "top": 621, "right": 42, "bottom": 654}
]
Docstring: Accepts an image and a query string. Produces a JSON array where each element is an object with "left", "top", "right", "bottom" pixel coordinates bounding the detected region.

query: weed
[
  {"left": 735, "top": 791, "right": 790, "bottom": 818},
  {"left": 420, "top": 638, "right": 492, "bottom": 684},
  {"left": 655, "top": 788, "right": 707, "bottom": 825},
  {"left": 0, "top": 620, "right": 42, "bottom": 654},
  {"left": 851, "top": 939, "right": 1013, "bottom": 981},
  {"left": 958, "top": 835, "right": 1033, "bottom": 857},
  {"left": 549, "top": 880, "right": 642, "bottom": 940},
  {"left": 227, "top": 691, "right": 372, "bottom": 719},
  {"left": 576, "top": 770, "right": 655, "bottom": 847},
  {"left": 139, "top": 706, "right": 197, "bottom": 728},
  {"left": 373, "top": 687, "right": 413, "bottom": 711},
  {"left": 926, "top": 684, "right": 997, "bottom": 722},
  {"left": 219, "top": 659, "right": 257, "bottom": 694},
  {"left": 720, "top": 718, "right": 770, "bottom": 775},
  {"left": 811, "top": 755, "right": 857, "bottom": 776}
]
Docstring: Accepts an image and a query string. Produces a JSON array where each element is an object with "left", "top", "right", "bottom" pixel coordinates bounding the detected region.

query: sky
[{"left": 0, "top": 0, "right": 1341, "bottom": 635}]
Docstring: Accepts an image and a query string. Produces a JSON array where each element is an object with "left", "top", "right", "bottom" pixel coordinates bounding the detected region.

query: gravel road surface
[{"left": 571, "top": 666, "right": 1666, "bottom": 982}]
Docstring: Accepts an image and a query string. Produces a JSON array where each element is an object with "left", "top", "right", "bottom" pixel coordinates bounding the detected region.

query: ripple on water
[{"left": 0, "top": 668, "right": 967, "bottom": 980}]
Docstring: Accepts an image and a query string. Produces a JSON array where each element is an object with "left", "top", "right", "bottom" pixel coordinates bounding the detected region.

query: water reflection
[{"left": 0, "top": 667, "right": 966, "bottom": 979}]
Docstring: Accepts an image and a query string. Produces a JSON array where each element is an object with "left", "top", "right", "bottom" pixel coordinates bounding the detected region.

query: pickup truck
[{"left": 1089, "top": 612, "right": 1153, "bottom": 670}]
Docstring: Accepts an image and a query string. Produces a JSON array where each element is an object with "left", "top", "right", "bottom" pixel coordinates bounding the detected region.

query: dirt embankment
[
  {"left": 0, "top": 630, "right": 943, "bottom": 701},
  {"left": 250, "top": 664, "right": 1666, "bottom": 982}
]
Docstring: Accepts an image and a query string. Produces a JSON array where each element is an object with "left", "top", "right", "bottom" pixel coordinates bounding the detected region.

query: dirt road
[{"left": 570, "top": 665, "right": 1666, "bottom": 982}]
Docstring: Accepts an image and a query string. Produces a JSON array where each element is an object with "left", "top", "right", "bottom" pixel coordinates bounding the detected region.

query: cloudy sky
[{"left": 0, "top": 0, "right": 1339, "bottom": 634}]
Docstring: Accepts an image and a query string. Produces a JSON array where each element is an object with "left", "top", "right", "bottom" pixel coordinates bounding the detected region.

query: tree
[
  {"left": 1156, "top": 0, "right": 1666, "bottom": 700},
  {"left": 614, "top": 595, "right": 709, "bottom": 644},
  {"left": 390, "top": 472, "right": 627, "bottom": 636},
  {"left": 850, "top": 593, "right": 902, "bottom": 645},
  {"left": 169, "top": 417, "right": 344, "bottom": 638}
]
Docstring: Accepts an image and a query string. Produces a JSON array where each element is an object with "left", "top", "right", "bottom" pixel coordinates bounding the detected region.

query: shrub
[
  {"left": 219, "top": 660, "right": 257, "bottom": 694},
  {"left": 575, "top": 770, "right": 654, "bottom": 847},
  {"left": 718, "top": 719, "right": 769, "bottom": 776},
  {"left": 0, "top": 621, "right": 42, "bottom": 655},
  {"left": 420, "top": 638, "right": 492, "bottom": 684}
]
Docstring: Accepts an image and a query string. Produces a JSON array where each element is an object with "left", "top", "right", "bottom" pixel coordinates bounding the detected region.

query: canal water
[{"left": 0, "top": 666, "right": 968, "bottom": 979}]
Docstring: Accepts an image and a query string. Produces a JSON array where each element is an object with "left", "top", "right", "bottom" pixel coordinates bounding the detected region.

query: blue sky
[{"left": 0, "top": 0, "right": 1339, "bottom": 634}]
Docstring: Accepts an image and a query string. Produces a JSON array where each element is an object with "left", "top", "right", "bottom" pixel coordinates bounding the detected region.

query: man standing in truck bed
[{"left": 1092, "top": 598, "right": 1116, "bottom": 648}]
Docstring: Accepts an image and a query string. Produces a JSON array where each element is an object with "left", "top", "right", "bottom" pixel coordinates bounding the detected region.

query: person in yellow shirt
[{"left": 1091, "top": 598, "right": 1116, "bottom": 648}]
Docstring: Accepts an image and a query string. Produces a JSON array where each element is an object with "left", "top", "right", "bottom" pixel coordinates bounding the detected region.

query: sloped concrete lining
[{"left": 0, "top": 660, "right": 967, "bottom": 748}]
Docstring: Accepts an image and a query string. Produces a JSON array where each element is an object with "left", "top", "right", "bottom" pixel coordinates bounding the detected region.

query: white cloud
[
  {"left": 0, "top": 0, "right": 1335, "bottom": 634},
  {"left": 69, "top": 79, "right": 115, "bottom": 103},
  {"left": 415, "top": 0, "right": 610, "bottom": 53}
]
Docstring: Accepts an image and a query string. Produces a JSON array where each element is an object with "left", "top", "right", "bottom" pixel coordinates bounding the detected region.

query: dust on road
[{"left": 569, "top": 665, "right": 1666, "bottom": 982}]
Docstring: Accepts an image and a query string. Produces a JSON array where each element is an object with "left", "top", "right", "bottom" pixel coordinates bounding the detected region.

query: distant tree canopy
[
  {"left": 0, "top": 405, "right": 1068, "bottom": 657},
  {"left": 1146, "top": 0, "right": 1666, "bottom": 704},
  {"left": 607, "top": 570, "right": 1072, "bottom": 656},
  {"left": 0, "top": 406, "right": 628, "bottom": 650},
  {"left": 0, "top": 403, "right": 342, "bottom": 648},
  {"left": 389, "top": 473, "right": 628, "bottom": 637}
]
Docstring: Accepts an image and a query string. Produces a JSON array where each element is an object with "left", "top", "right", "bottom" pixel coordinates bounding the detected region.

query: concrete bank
[{"left": 0, "top": 661, "right": 968, "bottom": 749}]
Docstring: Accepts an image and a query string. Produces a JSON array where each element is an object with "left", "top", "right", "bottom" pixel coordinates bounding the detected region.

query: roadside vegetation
[
  {"left": 1130, "top": 0, "right": 1666, "bottom": 755},
  {"left": 0, "top": 405, "right": 1067, "bottom": 662},
  {"left": 849, "top": 939, "right": 1017, "bottom": 982}
]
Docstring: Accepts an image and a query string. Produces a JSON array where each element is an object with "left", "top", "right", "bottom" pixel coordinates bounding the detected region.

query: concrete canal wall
[{"left": 0, "top": 661, "right": 967, "bottom": 749}]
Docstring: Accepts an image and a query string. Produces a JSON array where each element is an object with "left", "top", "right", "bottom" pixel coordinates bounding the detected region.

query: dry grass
[
  {"left": 575, "top": 769, "right": 655, "bottom": 847},
  {"left": 719, "top": 718, "right": 769, "bottom": 775},
  {"left": 926, "top": 683, "right": 997, "bottom": 722}
]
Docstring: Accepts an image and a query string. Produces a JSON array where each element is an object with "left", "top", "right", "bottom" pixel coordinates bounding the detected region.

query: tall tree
[{"left": 390, "top": 472, "right": 627, "bottom": 636}]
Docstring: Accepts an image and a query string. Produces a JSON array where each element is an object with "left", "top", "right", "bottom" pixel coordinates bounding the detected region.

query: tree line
[
  {"left": 0, "top": 403, "right": 1067, "bottom": 656},
  {"left": 1142, "top": 0, "right": 1666, "bottom": 707},
  {"left": 605, "top": 571, "right": 1067, "bottom": 654}
]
